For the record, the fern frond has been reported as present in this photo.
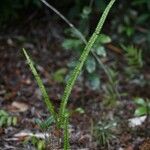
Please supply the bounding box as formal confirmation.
[23,49,57,122]
[58,0,116,126]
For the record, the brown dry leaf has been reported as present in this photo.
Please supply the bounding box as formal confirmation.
[14,130,49,140]
[11,101,29,112]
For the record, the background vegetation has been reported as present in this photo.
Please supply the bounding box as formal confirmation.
[0,0,149,149]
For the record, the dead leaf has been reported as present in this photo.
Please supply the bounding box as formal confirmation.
[11,101,29,112]
[128,116,146,127]
[14,130,49,140]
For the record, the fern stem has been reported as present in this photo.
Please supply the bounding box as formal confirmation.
[63,113,70,150]
[59,0,116,126]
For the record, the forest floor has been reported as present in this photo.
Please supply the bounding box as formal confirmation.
[0,17,150,150]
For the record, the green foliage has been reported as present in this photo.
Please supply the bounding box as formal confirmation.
[122,45,143,77]
[88,73,101,90]
[62,7,111,90]
[134,98,150,116]
[125,45,143,67]
[23,49,57,122]
[63,111,70,150]
[74,107,85,114]
[35,116,55,130]
[96,34,111,44]
[94,120,116,147]
[119,14,135,37]
[23,0,116,149]
[24,136,46,150]
[0,109,17,127]
[86,56,96,73]
[103,67,119,107]
[52,68,67,83]
[59,0,116,126]
[62,39,82,50]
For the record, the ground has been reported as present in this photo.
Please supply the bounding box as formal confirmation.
[0,17,149,150]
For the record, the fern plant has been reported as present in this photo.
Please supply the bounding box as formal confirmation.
[24,135,46,150]
[23,49,57,122]
[0,109,17,127]
[122,45,143,78]
[23,0,116,149]
[94,120,117,147]
[103,67,120,107]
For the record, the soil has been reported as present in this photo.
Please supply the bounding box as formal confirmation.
[0,17,149,150]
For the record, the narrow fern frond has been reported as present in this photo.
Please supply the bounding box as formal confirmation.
[58,0,116,126]
[22,48,57,122]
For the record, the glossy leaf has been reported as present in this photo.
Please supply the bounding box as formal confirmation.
[134,98,146,106]
[95,46,106,57]
[86,56,96,73]
[89,74,100,90]
[134,106,147,116]
[62,39,82,50]
[97,34,111,44]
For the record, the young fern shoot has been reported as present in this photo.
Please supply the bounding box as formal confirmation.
[58,0,116,126]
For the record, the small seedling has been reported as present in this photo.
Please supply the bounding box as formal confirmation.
[52,68,67,83]
[122,45,143,78]
[24,135,46,150]
[134,97,150,117]
[103,67,120,107]
[0,109,17,127]
[35,116,55,131]
[94,120,116,147]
